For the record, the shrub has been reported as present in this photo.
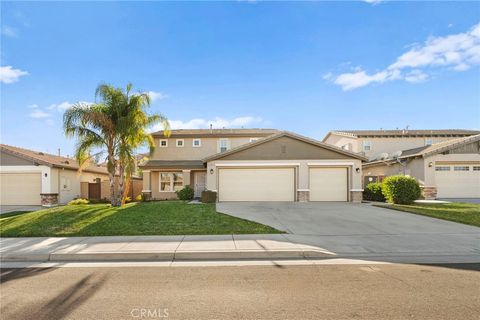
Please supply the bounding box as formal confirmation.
[124,196,132,203]
[201,190,217,203]
[68,198,89,205]
[363,182,386,202]
[135,194,143,202]
[381,175,421,204]
[176,185,194,201]
[89,198,109,204]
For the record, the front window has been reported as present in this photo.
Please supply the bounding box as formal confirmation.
[219,139,229,152]
[363,141,371,151]
[192,139,201,147]
[159,139,168,147]
[159,173,184,192]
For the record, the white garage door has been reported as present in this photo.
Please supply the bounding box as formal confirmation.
[218,168,295,202]
[309,167,348,201]
[0,173,42,205]
[435,164,480,198]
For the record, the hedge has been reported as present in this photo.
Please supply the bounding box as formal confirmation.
[363,182,386,202]
[381,175,421,204]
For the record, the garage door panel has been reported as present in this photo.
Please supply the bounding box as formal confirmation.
[0,173,42,205]
[435,166,480,198]
[219,168,295,202]
[309,167,348,202]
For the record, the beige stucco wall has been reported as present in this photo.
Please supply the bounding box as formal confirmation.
[148,170,197,200]
[206,159,363,201]
[53,168,109,204]
[323,135,359,153]
[151,137,257,160]
[357,137,454,160]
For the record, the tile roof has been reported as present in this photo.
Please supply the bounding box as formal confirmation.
[328,129,480,138]
[152,128,280,137]
[399,134,480,158]
[1,144,109,175]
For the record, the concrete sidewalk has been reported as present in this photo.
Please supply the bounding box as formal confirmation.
[0,235,335,262]
[2,234,480,264]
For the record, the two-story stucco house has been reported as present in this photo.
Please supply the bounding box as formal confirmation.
[140,129,367,202]
[323,130,480,199]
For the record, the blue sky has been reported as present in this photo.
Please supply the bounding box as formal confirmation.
[1,1,479,155]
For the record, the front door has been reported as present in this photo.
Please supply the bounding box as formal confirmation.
[194,171,207,198]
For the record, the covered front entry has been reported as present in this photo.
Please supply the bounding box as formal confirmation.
[309,167,348,201]
[435,163,480,198]
[218,168,295,202]
[0,172,42,205]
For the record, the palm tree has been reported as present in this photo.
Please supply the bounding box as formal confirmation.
[64,83,169,206]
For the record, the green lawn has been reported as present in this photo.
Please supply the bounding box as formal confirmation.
[0,201,282,237]
[375,202,480,227]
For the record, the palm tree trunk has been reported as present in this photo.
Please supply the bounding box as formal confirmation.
[117,162,125,206]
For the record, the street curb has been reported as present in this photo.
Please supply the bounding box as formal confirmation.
[1,249,334,262]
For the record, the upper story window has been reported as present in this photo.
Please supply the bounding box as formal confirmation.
[363,141,372,151]
[425,138,433,146]
[176,139,184,147]
[219,139,230,153]
[473,166,480,171]
[192,139,202,147]
[249,137,260,143]
[159,139,168,147]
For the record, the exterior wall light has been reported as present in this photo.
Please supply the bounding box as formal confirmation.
[355,168,361,173]
[210,168,214,175]
[44,173,48,177]
[428,162,433,167]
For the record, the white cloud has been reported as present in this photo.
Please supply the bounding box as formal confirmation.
[47,101,73,111]
[0,65,28,84]
[151,116,265,132]
[328,22,480,90]
[404,70,429,83]
[29,109,51,119]
[148,91,167,102]
[1,26,18,38]
[363,0,383,4]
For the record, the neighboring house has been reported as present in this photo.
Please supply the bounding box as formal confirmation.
[362,135,480,199]
[322,129,480,161]
[0,144,110,206]
[140,129,366,202]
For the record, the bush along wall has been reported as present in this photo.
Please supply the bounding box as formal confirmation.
[363,182,386,202]
[381,175,421,205]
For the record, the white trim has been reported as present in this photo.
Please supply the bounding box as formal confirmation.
[249,137,260,142]
[215,163,300,167]
[176,139,184,148]
[0,165,51,194]
[192,138,202,147]
[142,170,151,173]
[297,189,310,192]
[159,139,168,147]
[142,190,152,192]
[307,162,354,166]
[350,189,364,192]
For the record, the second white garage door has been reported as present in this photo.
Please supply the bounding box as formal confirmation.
[435,164,480,198]
[309,167,348,201]
[0,172,42,205]
[218,168,295,202]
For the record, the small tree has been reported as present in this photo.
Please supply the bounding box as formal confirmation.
[382,175,421,204]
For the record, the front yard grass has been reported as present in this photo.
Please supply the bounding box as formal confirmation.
[0,201,282,237]
[375,202,480,227]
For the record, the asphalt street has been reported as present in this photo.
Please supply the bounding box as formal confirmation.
[1,263,479,320]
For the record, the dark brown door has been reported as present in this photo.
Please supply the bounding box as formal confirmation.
[88,183,101,200]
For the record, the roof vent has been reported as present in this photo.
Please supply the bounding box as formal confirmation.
[38,152,44,155]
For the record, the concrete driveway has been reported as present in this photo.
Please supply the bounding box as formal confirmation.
[217,202,480,261]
